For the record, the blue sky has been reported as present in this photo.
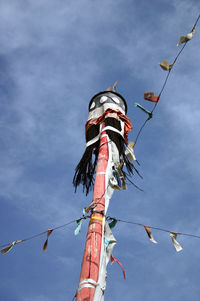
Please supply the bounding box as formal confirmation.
[1,0,200,300]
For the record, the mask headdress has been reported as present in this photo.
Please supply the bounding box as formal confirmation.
[73,88,135,195]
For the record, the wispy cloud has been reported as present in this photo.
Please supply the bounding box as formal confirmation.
[1,1,200,300]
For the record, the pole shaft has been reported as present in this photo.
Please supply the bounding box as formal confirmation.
[76,127,109,301]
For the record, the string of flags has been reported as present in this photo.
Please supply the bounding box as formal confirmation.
[134,13,200,145]
[106,217,189,253]
[1,214,200,256]
[0,218,81,255]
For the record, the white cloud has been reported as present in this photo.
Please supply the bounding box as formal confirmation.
[1,1,200,301]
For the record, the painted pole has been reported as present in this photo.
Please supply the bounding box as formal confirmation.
[76,124,108,301]
[73,89,132,301]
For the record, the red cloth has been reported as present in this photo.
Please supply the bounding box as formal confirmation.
[144,92,159,103]
[110,255,126,279]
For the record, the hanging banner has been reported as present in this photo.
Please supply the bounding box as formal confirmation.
[170,232,183,252]
[144,226,157,244]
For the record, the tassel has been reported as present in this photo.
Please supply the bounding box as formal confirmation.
[73,141,100,195]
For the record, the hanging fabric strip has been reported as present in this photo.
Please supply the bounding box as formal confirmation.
[170,232,183,252]
[43,229,53,252]
[110,255,126,279]
[144,226,158,244]
[93,221,116,300]
[125,141,136,163]
[1,240,22,255]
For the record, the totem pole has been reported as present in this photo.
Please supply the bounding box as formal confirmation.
[73,88,135,300]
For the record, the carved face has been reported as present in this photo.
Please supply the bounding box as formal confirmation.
[88,91,127,114]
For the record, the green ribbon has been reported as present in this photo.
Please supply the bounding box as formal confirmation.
[135,103,153,120]
[109,218,118,229]
[74,218,83,236]
[74,208,86,236]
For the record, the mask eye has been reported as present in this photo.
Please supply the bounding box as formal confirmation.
[112,97,120,104]
[90,101,95,109]
[100,96,108,103]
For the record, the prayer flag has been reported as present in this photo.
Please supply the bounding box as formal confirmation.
[144,92,160,103]
[159,60,174,71]
[1,240,22,255]
[144,226,157,244]
[177,28,195,46]
[170,232,183,252]
[43,229,53,252]
[109,218,118,229]
[74,219,83,236]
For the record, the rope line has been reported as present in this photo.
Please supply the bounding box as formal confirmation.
[2,214,200,251]
[134,14,200,146]
[0,216,90,249]
[107,217,200,239]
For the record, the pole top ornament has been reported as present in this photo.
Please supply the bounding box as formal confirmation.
[88,91,128,114]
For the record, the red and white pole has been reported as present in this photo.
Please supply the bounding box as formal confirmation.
[76,125,109,301]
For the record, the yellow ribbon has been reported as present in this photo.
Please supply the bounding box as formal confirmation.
[90,216,103,222]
